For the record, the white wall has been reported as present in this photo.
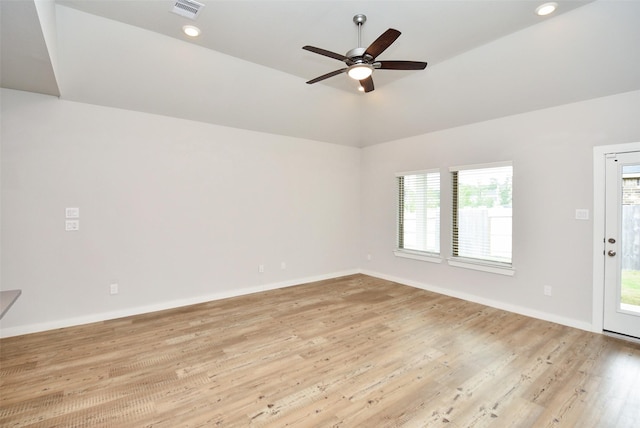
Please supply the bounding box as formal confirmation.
[3,88,640,337]
[0,88,361,336]
[360,89,640,330]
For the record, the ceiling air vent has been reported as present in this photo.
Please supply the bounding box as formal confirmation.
[171,0,205,20]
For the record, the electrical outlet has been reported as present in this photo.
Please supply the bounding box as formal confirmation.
[110,283,119,295]
[259,264,265,273]
[281,262,286,270]
[543,285,552,296]
[366,254,372,261]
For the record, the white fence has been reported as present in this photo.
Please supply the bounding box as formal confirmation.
[403,207,511,261]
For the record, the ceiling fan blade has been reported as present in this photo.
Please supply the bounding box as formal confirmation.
[364,28,401,60]
[377,60,428,70]
[303,46,351,63]
[360,76,374,93]
[306,68,348,84]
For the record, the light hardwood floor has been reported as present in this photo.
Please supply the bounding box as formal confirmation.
[1,274,639,427]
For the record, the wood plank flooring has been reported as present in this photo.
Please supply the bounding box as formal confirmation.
[1,274,640,427]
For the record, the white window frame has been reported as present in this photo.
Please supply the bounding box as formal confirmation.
[448,161,515,276]
[394,169,442,264]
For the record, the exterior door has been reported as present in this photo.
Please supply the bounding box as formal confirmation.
[603,151,640,339]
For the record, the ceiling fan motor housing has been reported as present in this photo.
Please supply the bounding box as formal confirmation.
[346,47,373,64]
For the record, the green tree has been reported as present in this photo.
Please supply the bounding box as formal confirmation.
[459,177,511,208]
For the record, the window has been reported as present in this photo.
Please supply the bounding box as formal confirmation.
[395,170,440,261]
[450,162,513,273]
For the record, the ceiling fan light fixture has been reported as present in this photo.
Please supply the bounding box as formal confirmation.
[347,64,373,80]
[535,2,558,16]
[182,25,201,37]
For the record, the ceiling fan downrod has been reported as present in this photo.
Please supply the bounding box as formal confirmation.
[347,14,369,61]
[353,14,366,48]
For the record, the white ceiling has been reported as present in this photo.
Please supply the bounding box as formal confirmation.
[2,0,640,147]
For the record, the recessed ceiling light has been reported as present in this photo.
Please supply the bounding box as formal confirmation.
[182,25,201,37]
[536,2,558,16]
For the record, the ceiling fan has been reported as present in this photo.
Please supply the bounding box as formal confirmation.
[303,14,428,93]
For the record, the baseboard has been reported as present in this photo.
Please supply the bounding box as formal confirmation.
[0,269,359,338]
[360,269,594,332]
[2,268,594,338]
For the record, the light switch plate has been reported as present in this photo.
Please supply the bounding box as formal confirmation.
[65,220,80,231]
[575,209,589,220]
[65,207,80,218]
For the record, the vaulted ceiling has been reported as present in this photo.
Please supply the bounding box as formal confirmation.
[2,0,639,147]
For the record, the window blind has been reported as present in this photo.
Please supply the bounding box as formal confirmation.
[451,164,512,265]
[397,171,440,254]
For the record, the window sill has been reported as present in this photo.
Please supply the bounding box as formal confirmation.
[394,250,442,264]
[447,258,515,276]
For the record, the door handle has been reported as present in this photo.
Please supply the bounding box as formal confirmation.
[608,250,616,257]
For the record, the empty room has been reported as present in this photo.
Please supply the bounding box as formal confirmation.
[1,0,640,426]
